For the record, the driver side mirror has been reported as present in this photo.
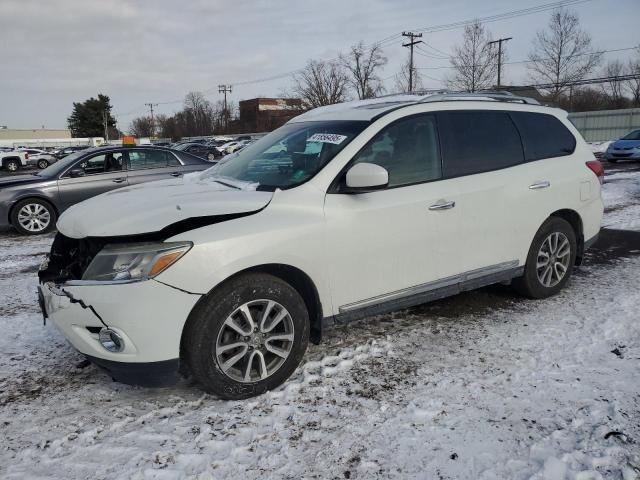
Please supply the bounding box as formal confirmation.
[344,162,389,192]
[69,168,86,178]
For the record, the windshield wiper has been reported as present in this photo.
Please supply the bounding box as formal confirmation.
[212,179,241,190]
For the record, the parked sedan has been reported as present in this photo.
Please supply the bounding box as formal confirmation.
[173,142,222,161]
[605,129,640,162]
[0,146,212,235]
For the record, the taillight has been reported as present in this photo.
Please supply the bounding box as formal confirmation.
[586,160,604,184]
[24,153,29,160]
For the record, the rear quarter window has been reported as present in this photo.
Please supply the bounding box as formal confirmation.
[509,112,576,161]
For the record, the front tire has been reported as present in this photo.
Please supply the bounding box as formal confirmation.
[11,198,57,235]
[514,217,577,299]
[183,273,309,399]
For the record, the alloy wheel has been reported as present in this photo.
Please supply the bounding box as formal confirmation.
[536,232,571,288]
[215,299,295,383]
[17,203,51,233]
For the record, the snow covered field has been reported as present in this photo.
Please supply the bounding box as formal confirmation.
[1,164,639,480]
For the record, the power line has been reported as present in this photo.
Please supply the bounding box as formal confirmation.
[415,46,638,71]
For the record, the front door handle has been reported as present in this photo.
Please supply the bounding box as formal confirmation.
[170,172,182,177]
[529,181,550,190]
[112,177,126,184]
[429,200,455,211]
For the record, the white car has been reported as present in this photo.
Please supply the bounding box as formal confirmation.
[216,141,242,154]
[20,148,57,169]
[38,92,604,399]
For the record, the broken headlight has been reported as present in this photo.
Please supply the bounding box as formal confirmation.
[81,242,192,283]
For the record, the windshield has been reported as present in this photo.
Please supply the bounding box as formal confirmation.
[621,130,640,140]
[37,149,97,177]
[173,143,191,151]
[199,121,367,191]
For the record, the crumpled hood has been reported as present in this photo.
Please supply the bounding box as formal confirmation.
[57,176,273,239]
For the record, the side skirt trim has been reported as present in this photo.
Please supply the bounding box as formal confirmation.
[328,263,523,325]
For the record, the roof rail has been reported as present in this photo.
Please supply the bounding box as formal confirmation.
[414,90,540,105]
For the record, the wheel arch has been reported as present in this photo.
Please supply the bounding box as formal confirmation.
[550,209,584,265]
[2,156,22,167]
[8,196,59,226]
[178,263,324,376]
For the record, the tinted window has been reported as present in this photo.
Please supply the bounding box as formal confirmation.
[128,150,170,170]
[75,151,124,175]
[352,114,441,187]
[438,111,524,177]
[510,112,576,161]
[621,129,640,140]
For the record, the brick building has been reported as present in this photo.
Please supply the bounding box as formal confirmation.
[238,98,305,132]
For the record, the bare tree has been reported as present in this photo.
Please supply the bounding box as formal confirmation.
[292,60,349,108]
[447,21,497,92]
[129,116,154,137]
[625,47,640,106]
[183,91,216,136]
[528,8,601,99]
[601,60,627,105]
[394,59,424,93]
[340,42,387,99]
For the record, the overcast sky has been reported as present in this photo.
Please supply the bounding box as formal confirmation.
[1,0,638,131]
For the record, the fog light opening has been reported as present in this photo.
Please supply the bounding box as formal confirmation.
[98,328,125,353]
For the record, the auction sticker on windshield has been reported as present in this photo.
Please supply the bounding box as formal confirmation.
[307,133,348,145]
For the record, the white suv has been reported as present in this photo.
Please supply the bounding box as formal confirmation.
[38,92,604,399]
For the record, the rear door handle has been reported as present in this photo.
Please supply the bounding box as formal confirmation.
[429,200,455,211]
[529,181,550,190]
[170,172,182,177]
[112,177,126,184]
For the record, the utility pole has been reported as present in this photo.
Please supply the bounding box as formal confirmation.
[103,110,109,142]
[218,84,232,131]
[402,32,423,93]
[488,37,512,88]
[145,102,158,138]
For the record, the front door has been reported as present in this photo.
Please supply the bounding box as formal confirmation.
[57,150,128,211]
[324,113,446,312]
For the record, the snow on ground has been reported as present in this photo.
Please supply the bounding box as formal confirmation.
[1,164,639,479]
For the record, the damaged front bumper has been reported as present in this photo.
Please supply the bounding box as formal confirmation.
[39,276,201,387]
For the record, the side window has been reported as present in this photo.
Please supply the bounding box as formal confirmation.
[351,114,442,188]
[167,152,181,166]
[438,111,524,178]
[510,112,576,161]
[128,150,169,170]
[76,151,125,175]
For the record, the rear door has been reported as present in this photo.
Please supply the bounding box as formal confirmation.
[126,149,183,185]
[432,109,526,278]
[507,111,581,261]
[57,150,128,210]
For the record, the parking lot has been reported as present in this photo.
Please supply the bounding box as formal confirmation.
[1,162,639,479]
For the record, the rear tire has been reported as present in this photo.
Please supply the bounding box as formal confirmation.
[513,217,577,299]
[4,159,20,172]
[183,273,309,399]
[11,198,57,235]
[37,159,49,169]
